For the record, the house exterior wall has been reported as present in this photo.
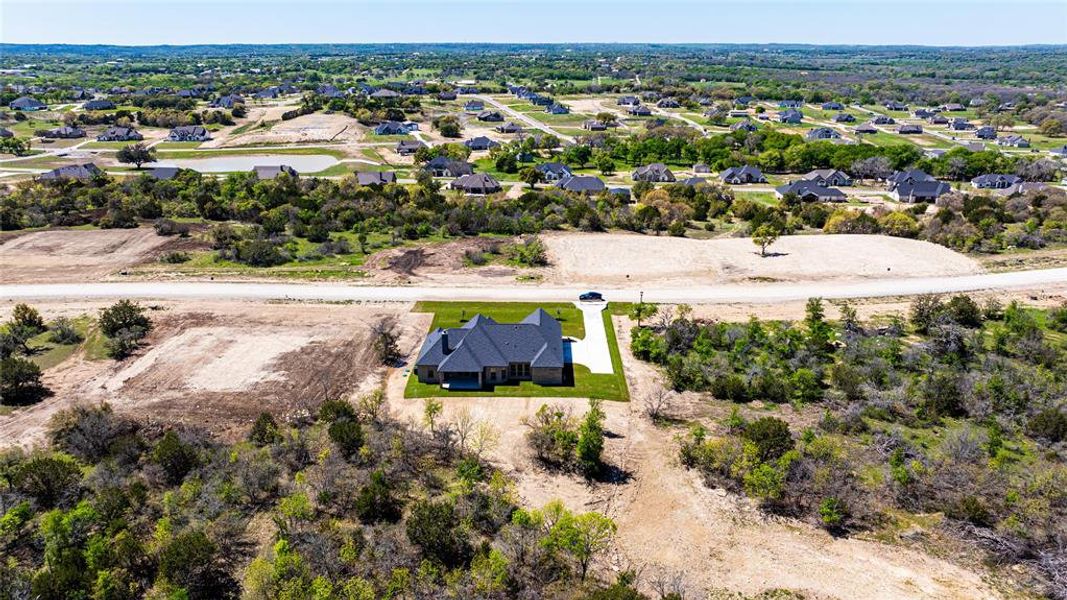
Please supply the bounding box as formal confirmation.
[532,367,564,386]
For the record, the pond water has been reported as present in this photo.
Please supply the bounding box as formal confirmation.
[155,154,338,173]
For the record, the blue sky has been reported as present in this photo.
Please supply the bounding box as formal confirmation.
[2,0,1066,46]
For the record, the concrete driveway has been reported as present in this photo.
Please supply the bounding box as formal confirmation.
[565,301,613,374]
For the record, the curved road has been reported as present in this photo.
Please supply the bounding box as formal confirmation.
[3,268,1066,304]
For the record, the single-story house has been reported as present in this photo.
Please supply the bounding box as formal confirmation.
[883,101,909,111]
[42,126,86,139]
[628,105,652,117]
[374,121,413,135]
[617,96,640,106]
[414,309,564,389]
[821,101,845,111]
[145,166,181,180]
[950,118,974,131]
[0,128,13,138]
[396,140,426,155]
[476,110,504,122]
[425,157,474,177]
[83,99,116,111]
[657,98,681,108]
[438,91,458,101]
[942,103,966,112]
[728,110,750,118]
[556,175,606,194]
[356,171,397,186]
[545,103,570,115]
[583,120,608,131]
[928,114,949,125]
[97,126,143,142]
[464,100,485,112]
[997,135,1030,148]
[253,165,298,180]
[802,169,853,187]
[855,122,878,134]
[720,165,766,184]
[891,180,952,203]
[898,124,923,134]
[10,97,46,111]
[913,108,937,119]
[832,113,856,123]
[632,162,676,182]
[39,163,102,180]
[370,89,402,99]
[731,120,759,132]
[775,180,847,202]
[536,162,573,181]
[871,115,895,125]
[975,126,997,140]
[735,96,754,106]
[168,125,211,142]
[778,109,803,124]
[450,173,502,195]
[693,163,711,174]
[496,122,524,134]
[779,100,804,108]
[210,94,244,109]
[971,174,1022,189]
[464,136,499,151]
[805,127,841,141]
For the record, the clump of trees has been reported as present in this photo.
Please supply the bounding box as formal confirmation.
[99,299,152,358]
[524,400,607,477]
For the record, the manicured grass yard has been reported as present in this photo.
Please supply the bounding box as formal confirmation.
[404,301,630,401]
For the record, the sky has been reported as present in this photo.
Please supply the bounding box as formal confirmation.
[2,0,1066,46]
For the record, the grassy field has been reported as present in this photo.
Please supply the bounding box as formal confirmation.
[404,301,630,401]
[24,316,109,370]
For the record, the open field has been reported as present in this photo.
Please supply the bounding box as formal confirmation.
[541,232,983,286]
[0,227,197,283]
[0,300,422,447]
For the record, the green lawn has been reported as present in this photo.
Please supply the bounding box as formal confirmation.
[404,301,630,401]
[24,316,108,370]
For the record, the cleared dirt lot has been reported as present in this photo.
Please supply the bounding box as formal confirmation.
[542,232,982,286]
[0,227,193,283]
[0,300,421,447]
[211,111,365,147]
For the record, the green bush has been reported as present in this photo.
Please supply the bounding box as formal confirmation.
[742,417,794,462]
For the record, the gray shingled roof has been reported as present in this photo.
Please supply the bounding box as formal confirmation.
[415,309,564,373]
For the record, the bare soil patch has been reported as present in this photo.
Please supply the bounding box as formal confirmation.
[0,227,193,283]
[0,300,420,447]
[213,111,364,147]
[542,232,982,286]
[365,238,521,284]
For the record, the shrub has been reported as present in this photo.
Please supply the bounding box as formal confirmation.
[48,317,83,345]
[1027,408,1067,443]
[818,496,848,528]
[151,430,198,484]
[248,412,281,446]
[741,417,794,462]
[105,327,146,359]
[98,300,151,339]
[11,303,45,333]
[13,453,81,508]
[328,419,365,459]
[406,499,472,568]
[159,251,191,264]
[0,356,50,405]
[354,469,402,524]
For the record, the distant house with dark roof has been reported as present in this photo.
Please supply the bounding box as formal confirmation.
[0,128,13,138]
[887,170,949,202]
[628,105,652,117]
[928,114,949,125]
[731,119,759,132]
[82,99,116,111]
[883,101,909,111]
[10,97,46,111]
[735,96,754,106]
[775,180,847,202]
[395,140,426,156]
[632,163,676,182]
[97,126,143,142]
[425,157,473,177]
[450,173,501,194]
[821,101,845,111]
[476,110,503,122]
[832,113,855,123]
[370,89,401,99]
[464,136,499,151]
[898,124,923,134]
[805,127,841,141]
[437,91,458,101]
[42,126,86,139]
[583,120,608,131]
[536,162,573,182]
[39,163,102,180]
[779,100,804,108]
[210,94,244,109]
[720,165,766,184]
[374,121,416,135]
[971,174,1022,189]
[853,122,878,135]
[693,163,711,174]
[997,135,1030,148]
[802,169,853,187]
[913,108,937,119]
[871,115,895,125]
[464,100,485,112]
[657,98,681,108]
[778,109,803,124]
[545,103,570,114]
[414,309,564,389]
[145,166,181,180]
[949,118,973,131]
[168,125,211,142]
[356,171,397,186]
[942,103,966,112]
[617,96,640,106]
[556,175,606,194]
[253,165,298,180]
[975,126,997,140]
[496,122,523,134]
